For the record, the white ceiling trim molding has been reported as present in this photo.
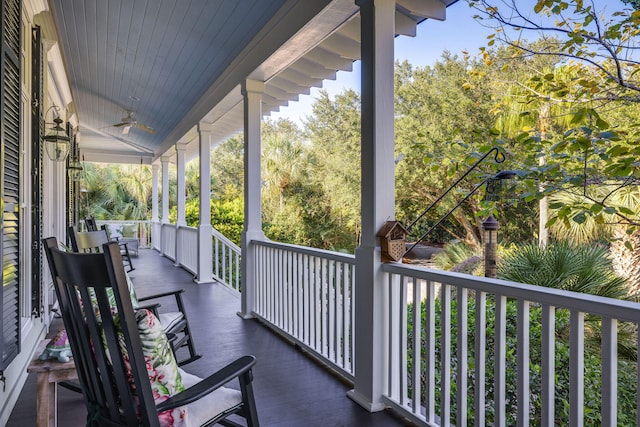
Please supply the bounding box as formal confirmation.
[26,0,48,17]
[81,149,155,165]
[46,71,64,111]
[46,42,72,108]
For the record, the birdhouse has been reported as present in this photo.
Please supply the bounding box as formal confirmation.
[377,221,409,262]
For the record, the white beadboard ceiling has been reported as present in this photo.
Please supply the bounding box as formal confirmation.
[43,0,457,164]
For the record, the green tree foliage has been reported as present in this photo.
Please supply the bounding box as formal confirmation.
[469,0,640,233]
[395,56,495,248]
[304,90,362,250]
[623,0,640,9]
[394,55,538,248]
[169,198,244,245]
[262,119,309,212]
[210,134,244,201]
[82,162,152,220]
[498,240,630,299]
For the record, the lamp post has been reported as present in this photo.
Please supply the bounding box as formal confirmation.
[482,215,499,278]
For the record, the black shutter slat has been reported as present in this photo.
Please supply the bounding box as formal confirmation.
[1,0,22,371]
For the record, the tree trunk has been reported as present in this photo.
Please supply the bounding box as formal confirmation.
[538,103,550,247]
[610,226,640,296]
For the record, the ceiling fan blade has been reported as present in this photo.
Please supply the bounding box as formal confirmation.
[121,125,132,136]
[134,122,156,134]
[113,122,130,127]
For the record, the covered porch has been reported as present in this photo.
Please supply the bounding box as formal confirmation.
[0,0,639,426]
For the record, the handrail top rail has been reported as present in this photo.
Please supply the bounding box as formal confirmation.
[254,239,355,264]
[383,262,640,322]
[160,223,198,231]
[211,228,241,252]
[95,219,150,224]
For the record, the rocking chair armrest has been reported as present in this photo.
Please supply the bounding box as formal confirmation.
[156,355,256,412]
[136,302,161,314]
[137,289,185,302]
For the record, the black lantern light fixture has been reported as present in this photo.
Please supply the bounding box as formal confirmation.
[67,157,83,180]
[43,105,70,162]
[67,133,84,181]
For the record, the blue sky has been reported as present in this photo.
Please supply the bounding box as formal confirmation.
[271,0,628,124]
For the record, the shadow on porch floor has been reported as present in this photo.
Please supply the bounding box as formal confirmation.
[8,248,410,427]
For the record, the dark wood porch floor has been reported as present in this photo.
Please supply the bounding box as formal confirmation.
[8,248,409,427]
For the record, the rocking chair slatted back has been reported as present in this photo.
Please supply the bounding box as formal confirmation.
[42,237,159,426]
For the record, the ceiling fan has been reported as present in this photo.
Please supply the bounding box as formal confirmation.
[113,110,156,135]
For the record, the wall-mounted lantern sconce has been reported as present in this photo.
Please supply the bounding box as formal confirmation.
[67,158,84,180]
[43,106,70,161]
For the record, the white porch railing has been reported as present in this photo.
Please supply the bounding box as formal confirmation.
[95,220,151,247]
[152,221,162,251]
[161,224,176,260]
[176,226,198,274]
[212,228,241,292]
[152,225,640,425]
[381,262,640,427]
[253,240,355,379]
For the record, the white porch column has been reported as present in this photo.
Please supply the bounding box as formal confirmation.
[175,143,187,267]
[161,156,171,256]
[347,0,396,412]
[195,122,214,284]
[151,163,159,249]
[161,156,170,224]
[239,79,265,319]
[175,143,187,227]
[152,164,159,222]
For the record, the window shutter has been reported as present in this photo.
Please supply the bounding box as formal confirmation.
[0,0,22,372]
[31,25,42,317]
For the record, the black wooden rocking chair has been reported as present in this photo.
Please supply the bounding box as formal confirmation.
[71,225,135,272]
[67,225,201,366]
[42,237,259,427]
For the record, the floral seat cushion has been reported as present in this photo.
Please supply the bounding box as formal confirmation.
[134,309,187,426]
[129,309,242,427]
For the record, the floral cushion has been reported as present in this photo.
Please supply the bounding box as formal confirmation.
[134,309,186,426]
[125,271,140,308]
[103,309,186,426]
[86,270,139,321]
[128,310,242,426]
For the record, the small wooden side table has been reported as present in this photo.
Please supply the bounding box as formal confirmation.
[27,338,78,427]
